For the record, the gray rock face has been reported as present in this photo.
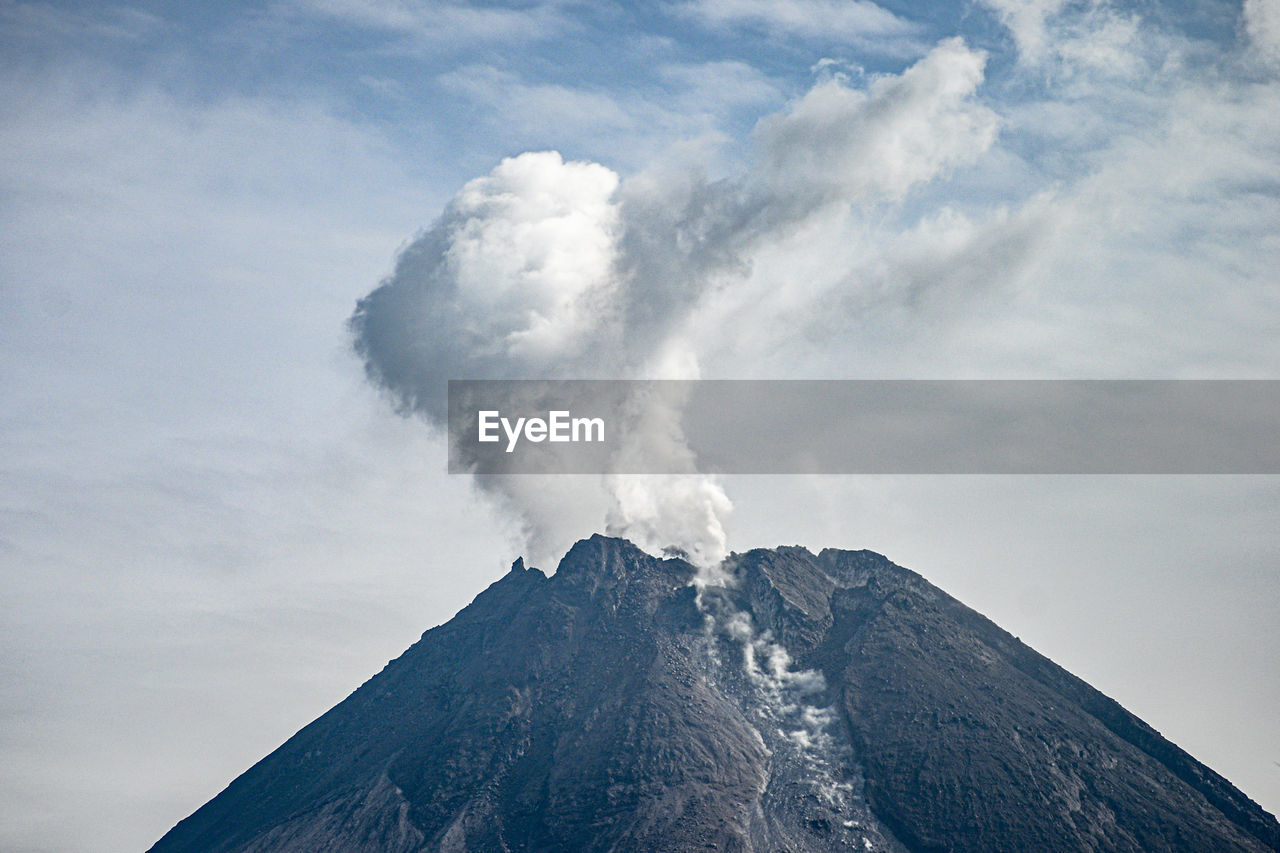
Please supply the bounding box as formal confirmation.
[150,536,1279,852]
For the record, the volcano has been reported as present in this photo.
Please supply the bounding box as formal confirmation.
[150,536,1279,852]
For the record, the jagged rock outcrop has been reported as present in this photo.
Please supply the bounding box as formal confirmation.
[150,536,1279,852]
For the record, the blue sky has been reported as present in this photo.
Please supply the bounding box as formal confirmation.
[2,1,1279,851]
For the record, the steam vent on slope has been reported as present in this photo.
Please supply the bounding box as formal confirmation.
[151,536,1280,853]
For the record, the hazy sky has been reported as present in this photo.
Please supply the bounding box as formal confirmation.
[2,1,1278,851]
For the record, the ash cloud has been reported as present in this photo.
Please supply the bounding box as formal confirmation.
[349,39,996,567]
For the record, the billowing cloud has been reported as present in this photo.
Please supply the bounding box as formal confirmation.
[350,39,996,566]
[351,150,624,419]
[350,4,1280,567]
[754,37,997,204]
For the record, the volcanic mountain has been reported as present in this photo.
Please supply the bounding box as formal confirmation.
[150,536,1279,852]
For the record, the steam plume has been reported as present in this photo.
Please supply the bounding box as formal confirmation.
[349,40,995,566]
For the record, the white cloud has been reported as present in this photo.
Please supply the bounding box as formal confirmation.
[0,68,465,853]
[287,0,568,45]
[446,151,622,362]
[676,0,918,46]
[980,0,1068,63]
[351,39,1003,566]
[658,60,782,114]
[1245,0,1280,65]
[357,38,1001,416]
[980,0,1143,77]
[439,65,639,137]
[437,62,780,171]
[347,149,737,565]
[687,43,1280,380]
[754,38,998,204]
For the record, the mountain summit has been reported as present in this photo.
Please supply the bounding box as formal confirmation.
[151,536,1279,852]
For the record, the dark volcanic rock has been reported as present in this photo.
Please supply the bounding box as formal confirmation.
[150,536,1279,853]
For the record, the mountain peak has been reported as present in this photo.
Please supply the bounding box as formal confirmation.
[151,537,1280,853]
[549,534,697,606]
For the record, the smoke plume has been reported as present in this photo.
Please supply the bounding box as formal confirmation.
[349,39,996,567]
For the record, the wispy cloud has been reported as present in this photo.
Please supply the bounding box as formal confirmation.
[437,60,780,169]
[978,0,1155,79]
[440,65,639,134]
[286,0,570,46]
[0,1,165,44]
[0,61,464,852]
[658,60,782,113]
[674,0,921,52]
[1245,0,1280,65]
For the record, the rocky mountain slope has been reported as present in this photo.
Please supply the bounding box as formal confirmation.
[150,535,1280,852]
